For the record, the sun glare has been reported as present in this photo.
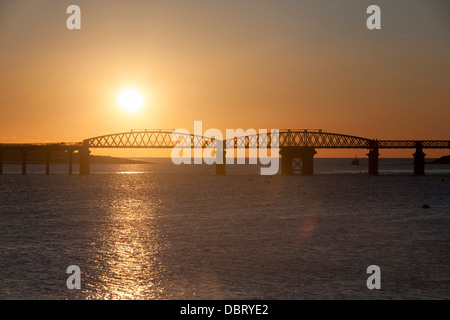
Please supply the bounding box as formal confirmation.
[117,88,144,113]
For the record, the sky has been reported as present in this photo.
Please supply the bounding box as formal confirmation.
[1,0,449,158]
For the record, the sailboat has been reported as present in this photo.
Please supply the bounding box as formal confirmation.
[351,155,359,165]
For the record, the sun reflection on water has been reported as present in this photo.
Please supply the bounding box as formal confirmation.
[84,177,167,300]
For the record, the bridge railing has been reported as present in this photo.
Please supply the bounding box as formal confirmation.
[378,140,450,149]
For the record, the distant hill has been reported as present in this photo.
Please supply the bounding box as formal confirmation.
[429,155,450,164]
[0,150,151,165]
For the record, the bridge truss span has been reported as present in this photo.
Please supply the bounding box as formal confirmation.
[85,129,374,149]
[377,140,450,149]
[85,130,216,149]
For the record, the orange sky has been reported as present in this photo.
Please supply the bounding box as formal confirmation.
[1,0,449,158]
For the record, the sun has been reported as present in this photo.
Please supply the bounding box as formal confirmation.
[117,88,144,113]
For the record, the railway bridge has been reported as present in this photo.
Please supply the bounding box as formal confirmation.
[1,129,449,175]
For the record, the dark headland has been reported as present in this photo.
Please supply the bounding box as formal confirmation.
[428,155,450,164]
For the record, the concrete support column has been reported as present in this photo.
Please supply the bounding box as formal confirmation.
[413,142,425,175]
[367,140,379,176]
[368,148,379,176]
[301,147,316,175]
[280,150,293,175]
[280,147,317,175]
[215,140,226,175]
[79,140,90,175]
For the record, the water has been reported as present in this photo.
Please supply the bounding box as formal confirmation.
[0,158,449,299]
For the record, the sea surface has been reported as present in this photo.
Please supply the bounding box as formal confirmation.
[0,158,449,300]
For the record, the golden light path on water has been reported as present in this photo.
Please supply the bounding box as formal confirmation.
[84,177,166,300]
[81,171,322,300]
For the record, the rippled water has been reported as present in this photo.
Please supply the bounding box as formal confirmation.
[0,159,449,299]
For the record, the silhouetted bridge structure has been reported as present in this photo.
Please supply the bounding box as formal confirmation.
[1,129,449,175]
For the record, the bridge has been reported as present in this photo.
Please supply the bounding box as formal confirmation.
[0,129,449,175]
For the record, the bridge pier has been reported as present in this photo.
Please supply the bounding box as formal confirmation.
[280,147,316,175]
[215,141,226,175]
[79,141,90,175]
[367,140,379,176]
[413,142,425,175]
[368,149,379,175]
[22,150,27,175]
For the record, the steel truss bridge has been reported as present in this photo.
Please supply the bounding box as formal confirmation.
[1,129,449,175]
[85,129,450,150]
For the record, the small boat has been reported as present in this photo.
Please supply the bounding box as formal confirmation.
[351,155,359,165]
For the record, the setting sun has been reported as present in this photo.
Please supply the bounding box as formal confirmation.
[117,88,144,113]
